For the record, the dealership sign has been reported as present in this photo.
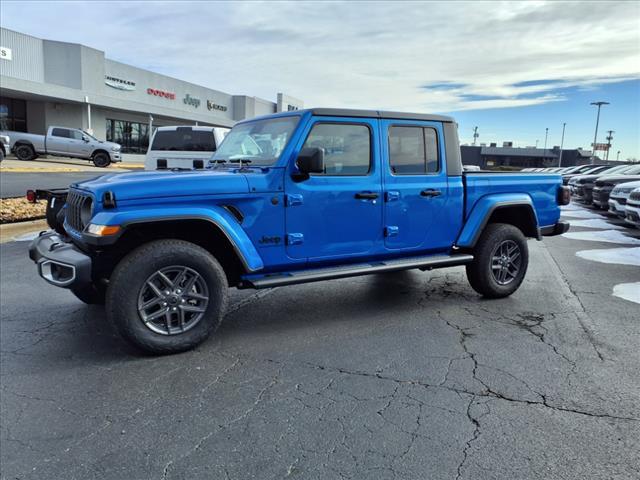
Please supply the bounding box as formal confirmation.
[147,88,176,100]
[105,75,135,91]
[207,100,228,112]
[0,47,12,61]
[183,94,201,108]
[592,143,610,151]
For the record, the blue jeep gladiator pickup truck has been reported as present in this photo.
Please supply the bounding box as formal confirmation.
[29,108,570,354]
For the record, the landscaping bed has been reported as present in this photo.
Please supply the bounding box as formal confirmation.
[0,197,46,224]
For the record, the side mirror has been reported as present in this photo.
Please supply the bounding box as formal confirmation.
[82,135,90,142]
[296,147,324,175]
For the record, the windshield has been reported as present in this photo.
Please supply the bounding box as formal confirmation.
[212,116,300,166]
[82,130,98,141]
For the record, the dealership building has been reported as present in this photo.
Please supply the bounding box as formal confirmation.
[0,27,303,155]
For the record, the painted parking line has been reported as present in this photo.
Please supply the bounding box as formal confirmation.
[562,229,640,245]
[576,247,640,266]
[567,218,624,230]
[612,282,640,305]
[561,209,604,219]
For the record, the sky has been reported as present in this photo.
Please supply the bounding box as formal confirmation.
[1,0,639,158]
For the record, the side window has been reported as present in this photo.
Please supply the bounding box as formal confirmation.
[389,126,440,175]
[51,128,69,138]
[302,123,371,175]
[69,130,84,140]
[388,126,424,174]
[424,128,439,173]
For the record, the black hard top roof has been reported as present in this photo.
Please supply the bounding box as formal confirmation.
[308,108,455,123]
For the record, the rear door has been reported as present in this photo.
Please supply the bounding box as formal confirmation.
[284,116,383,260]
[47,128,70,154]
[381,120,452,251]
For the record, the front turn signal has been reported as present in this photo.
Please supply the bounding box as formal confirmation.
[86,224,121,236]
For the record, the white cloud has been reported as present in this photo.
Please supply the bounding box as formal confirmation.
[1,0,639,112]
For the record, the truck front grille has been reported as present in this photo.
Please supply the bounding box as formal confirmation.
[65,189,90,232]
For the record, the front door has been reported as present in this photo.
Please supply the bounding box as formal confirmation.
[381,120,450,251]
[66,129,92,158]
[284,117,383,261]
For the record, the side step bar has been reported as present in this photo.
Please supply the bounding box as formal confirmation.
[241,253,474,289]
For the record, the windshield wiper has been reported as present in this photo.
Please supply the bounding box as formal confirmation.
[229,159,253,165]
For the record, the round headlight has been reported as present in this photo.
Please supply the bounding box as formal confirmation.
[80,197,93,226]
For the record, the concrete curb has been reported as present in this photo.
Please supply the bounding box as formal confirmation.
[0,219,48,244]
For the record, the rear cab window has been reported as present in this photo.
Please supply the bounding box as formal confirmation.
[151,129,216,152]
[388,126,440,175]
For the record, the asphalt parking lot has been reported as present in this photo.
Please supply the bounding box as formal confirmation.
[1,204,639,479]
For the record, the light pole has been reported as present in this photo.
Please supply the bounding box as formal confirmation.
[617,150,620,161]
[605,130,614,162]
[590,101,609,164]
[558,122,566,167]
[543,127,549,165]
[472,126,479,146]
[535,139,539,148]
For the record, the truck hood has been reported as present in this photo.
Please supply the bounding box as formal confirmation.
[73,170,250,202]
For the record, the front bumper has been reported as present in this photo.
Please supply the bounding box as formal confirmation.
[608,198,627,217]
[110,152,122,162]
[29,232,92,289]
[540,221,570,237]
[625,202,640,227]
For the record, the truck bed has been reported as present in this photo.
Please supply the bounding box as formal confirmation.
[463,172,562,228]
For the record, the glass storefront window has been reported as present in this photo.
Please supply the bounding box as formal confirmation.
[0,98,27,132]
[106,119,150,153]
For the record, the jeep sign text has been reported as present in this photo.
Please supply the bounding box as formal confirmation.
[183,94,201,108]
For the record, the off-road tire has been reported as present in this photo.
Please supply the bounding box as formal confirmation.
[15,144,35,161]
[106,240,228,354]
[466,223,529,298]
[92,152,111,168]
[72,284,106,305]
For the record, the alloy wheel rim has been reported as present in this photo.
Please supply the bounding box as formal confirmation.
[137,266,209,335]
[490,240,521,286]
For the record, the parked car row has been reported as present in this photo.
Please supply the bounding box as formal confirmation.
[566,163,640,228]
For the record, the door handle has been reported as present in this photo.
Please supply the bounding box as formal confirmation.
[355,192,379,200]
[420,189,442,198]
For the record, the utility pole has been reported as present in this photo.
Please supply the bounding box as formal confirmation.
[558,122,566,167]
[590,101,609,164]
[605,130,614,162]
[543,127,549,165]
[472,126,479,146]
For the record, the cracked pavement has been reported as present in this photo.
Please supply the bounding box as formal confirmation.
[1,225,639,479]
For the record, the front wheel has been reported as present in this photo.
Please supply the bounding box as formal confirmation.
[92,152,111,168]
[466,223,529,298]
[106,240,228,354]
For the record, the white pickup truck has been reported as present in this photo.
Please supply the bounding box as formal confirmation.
[145,126,228,170]
[0,126,122,167]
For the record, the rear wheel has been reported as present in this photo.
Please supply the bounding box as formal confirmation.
[466,223,528,298]
[106,240,228,354]
[15,144,35,161]
[92,152,111,168]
